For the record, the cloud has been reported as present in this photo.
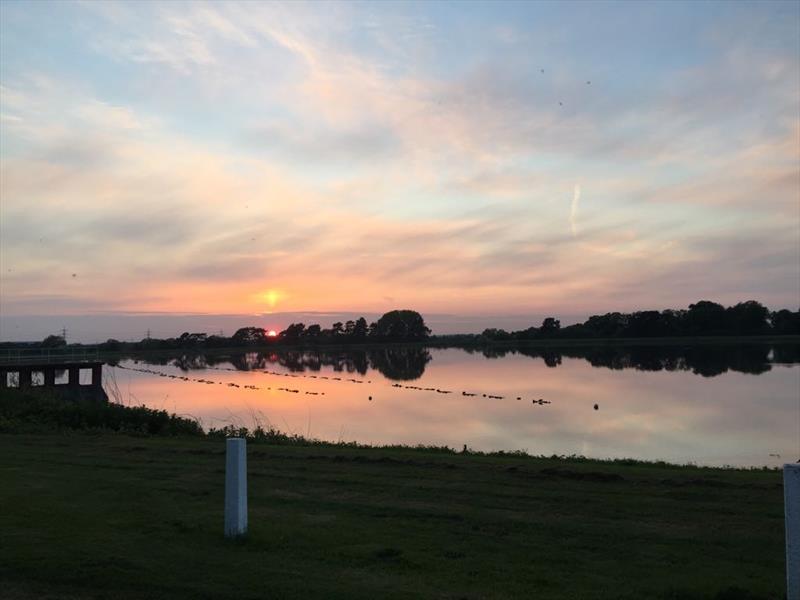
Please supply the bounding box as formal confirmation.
[243,121,400,164]
[569,183,581,236]
[1,2,798,320]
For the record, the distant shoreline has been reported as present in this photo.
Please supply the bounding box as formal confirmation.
[1,333,798,360]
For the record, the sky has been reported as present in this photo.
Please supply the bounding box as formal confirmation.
[1,1,798,341]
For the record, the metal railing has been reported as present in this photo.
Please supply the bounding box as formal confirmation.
[0,348,101,365]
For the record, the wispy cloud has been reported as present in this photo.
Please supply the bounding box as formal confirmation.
[569,183,581,236]
[0,1,798,322]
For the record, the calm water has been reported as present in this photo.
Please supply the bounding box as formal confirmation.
[106,343,800,467]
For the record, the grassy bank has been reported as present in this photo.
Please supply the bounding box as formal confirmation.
[0,389,787,599]
[0,388,204,436]
[1,429,786,600]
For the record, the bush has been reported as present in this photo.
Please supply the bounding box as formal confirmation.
[0,389,203,436]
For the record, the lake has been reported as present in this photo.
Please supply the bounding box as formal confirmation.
[106,342,800,467]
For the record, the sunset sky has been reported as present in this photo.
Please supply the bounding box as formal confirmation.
[1,1,798,340]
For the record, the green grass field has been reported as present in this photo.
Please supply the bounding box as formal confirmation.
[0,433,786,600]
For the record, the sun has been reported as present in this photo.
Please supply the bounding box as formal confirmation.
[267,330,278,337]
[253,289,282,310]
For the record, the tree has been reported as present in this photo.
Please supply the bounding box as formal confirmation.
[42,334,67,348]
[344,320,356,336]
[514,326,539,340]
[102,338,122,351]
[539,317,561,337]
[231,327,267,346]
[331,322,344,337]
[583,312,629,337]
[373,310,431,341]
[304,324,322,339]
[725,301,769,335]
[684,301,727,335]
[178,332,207,347]
[279,323,306,341]
[627,311,665,337]
[771,309,800,335]
[205,335,228,348]
[481,328,512,341]
[352,317,369,340]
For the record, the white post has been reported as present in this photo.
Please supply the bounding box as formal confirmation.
[786,464,800,600]
[225,438,248,538]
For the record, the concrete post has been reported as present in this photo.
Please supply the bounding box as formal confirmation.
[68,366,80,387]
[19,368,32,388]
[0,369,7,389]
[91,365,102,388]
[225,438,248,538]
[44,368,56,387]
[786,464,800,600]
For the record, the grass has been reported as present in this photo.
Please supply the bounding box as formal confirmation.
[0,431,786,600]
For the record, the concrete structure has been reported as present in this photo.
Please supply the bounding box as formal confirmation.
[0,357,107,402]
[225,438,248,538]
[786,464,800,600]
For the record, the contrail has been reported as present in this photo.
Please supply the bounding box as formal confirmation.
[570,183,581,236]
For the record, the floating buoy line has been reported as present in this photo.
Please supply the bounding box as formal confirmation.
[112,364,549,405]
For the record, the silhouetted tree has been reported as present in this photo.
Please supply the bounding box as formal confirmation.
[232,327,267,346]
[724,301,769,335]
[684,301,727,335]
[514,326,539,340]
[771,309,800,335]
[352,317,369,340]
[204,334,229,348]
[372,310,431,341]
[583,312,629,337]
[41,335,67,348]
[481,328,512,341]
[279,323,306,341]
[304,324,322,339]
[178,332,208,347]
[628,311,666,337]
[539,317,561,337]
[100,339,122,351]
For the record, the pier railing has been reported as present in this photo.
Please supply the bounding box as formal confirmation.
[0,348,101,366]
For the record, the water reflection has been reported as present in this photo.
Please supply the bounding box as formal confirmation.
[472,343,799,377]
[118,342,798,380]
[108,343,800,467]
[129,347,432,380]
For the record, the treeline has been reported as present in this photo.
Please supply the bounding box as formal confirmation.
[0,309,432,352]
[3,302,798,354]
[478,301,799,342]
